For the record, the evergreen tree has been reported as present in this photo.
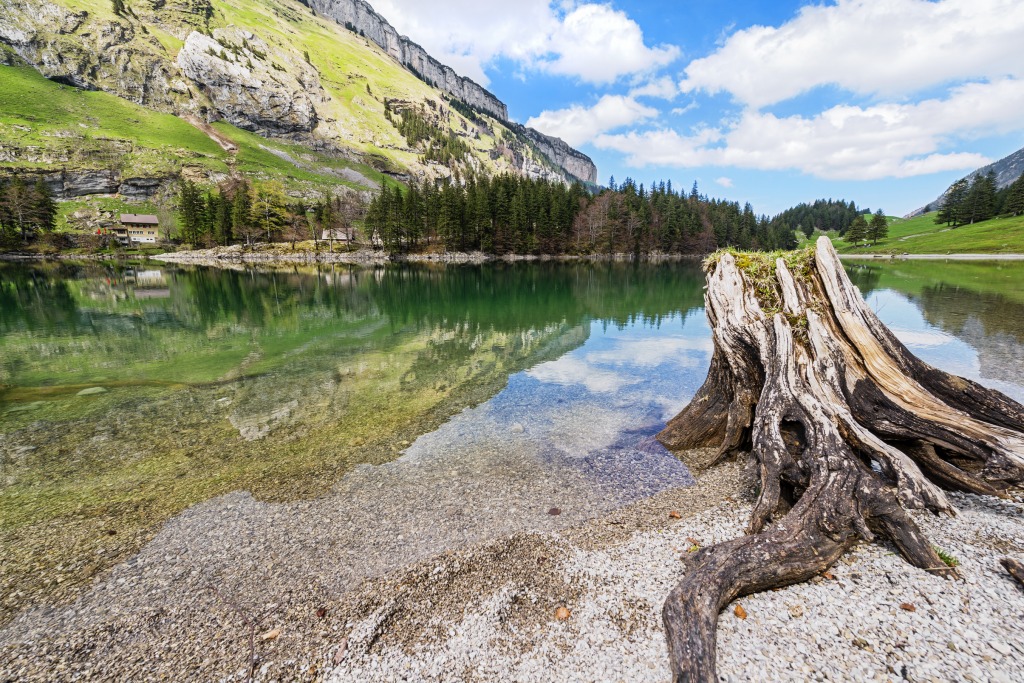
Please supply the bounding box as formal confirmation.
[868,209,889,245]
[1005,174,1024,217]
[962,170,997,225]
[176,180,205,245]
[32,178,57,234]
[213,190,233,245]
[232,179,256,246]
[936,178,969,227]
[846,215,868,246]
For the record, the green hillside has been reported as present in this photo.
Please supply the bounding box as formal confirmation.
[835,212,1024,255]
[0,0,587,201]
[0,61,394,191]
[846,258,1024,305]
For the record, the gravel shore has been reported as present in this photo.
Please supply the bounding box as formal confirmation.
[1,452,1022,682]
[325,473,1024,683]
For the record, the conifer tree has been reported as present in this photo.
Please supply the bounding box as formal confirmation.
[232,179,256,246]
[868,209,889,245]
[936,178,969,227]
[32,178,56,234]
[1006,174,1024,217]
[214,190,233,245]
[846,214,868,246]
[176,180,205,245]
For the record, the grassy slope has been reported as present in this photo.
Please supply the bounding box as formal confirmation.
[211,0,548,179]
[2,0,548,200]
[0,63,227,175]
[0,62,391,191]
[835,211,1024,254]
[847,258,1024,306]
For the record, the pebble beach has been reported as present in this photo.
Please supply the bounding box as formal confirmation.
[1,455,1022,682]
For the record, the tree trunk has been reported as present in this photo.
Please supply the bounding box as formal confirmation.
[657,237,1024,682]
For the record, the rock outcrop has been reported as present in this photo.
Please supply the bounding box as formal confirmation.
[9,169,171,200]
[308,0,508,121]
[515,125,599,185]
[907,145,1024,217]
[177,28,328,135]
[0,0,195,113]
[1,0,597,193]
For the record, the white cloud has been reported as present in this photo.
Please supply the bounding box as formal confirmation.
[680,0,1024,108]
[585,336,713,368]
[888,328,957,349]
[527,356,637,393]
[629,76,680,100]
[538,5,680,83]
[368,1,678,86]
[715,177,733,188]
[595,78,1024,180]
[526,95,658,146]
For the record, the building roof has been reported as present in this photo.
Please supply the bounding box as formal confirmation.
[120,214,160,225]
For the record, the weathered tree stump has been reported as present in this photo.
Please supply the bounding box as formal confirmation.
[657,237,1024,682]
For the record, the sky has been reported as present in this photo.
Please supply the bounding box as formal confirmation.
[369,0,1024,217]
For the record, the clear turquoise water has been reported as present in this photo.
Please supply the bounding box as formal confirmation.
[3,257,1024,618]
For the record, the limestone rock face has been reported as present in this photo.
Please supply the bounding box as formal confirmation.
[131,0,214,40]
[0,0,191,112]
[177,29,329,135]
[308,0,509,121]
[0,0,598,191]
[517,126,599,185]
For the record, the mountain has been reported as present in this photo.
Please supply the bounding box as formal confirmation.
[0,0,597,201]
[906,145,1024,217]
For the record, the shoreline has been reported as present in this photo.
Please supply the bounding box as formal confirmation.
[7,247,1024,266]
[151,246,700,266]
[839,252,1024,260]
[0,247,699,265]
[1,456,1022,681]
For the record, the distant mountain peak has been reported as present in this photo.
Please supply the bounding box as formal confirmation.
[907,146,1024,218]
[307,0,509,121]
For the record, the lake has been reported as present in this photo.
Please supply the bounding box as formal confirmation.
[2,257,1024,622]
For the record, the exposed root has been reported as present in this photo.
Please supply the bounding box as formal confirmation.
[657,237,1024,682]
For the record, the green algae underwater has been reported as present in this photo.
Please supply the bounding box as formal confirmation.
[0,259,705,622]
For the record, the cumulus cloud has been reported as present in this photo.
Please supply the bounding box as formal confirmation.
[526,95,658,146]
[369,0,678,86]
[527,356,637,393]
[715,177,733,188]
[629,76,680,100]
[680,0,1024,108]
[595,78,1024,180]
[537,4,680,83]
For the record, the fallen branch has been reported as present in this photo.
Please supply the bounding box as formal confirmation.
[1001,558,1024,589]
[657,237,1024,682]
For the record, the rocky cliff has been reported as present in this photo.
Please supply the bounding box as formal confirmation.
[907,145,1024,217]
[513,125,600,185]
[0,0,596,194]
[176,28,329,135]
[0,0,195,113]
[307,0,508,121]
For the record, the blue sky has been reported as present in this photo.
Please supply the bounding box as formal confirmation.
[372,0,1024,216]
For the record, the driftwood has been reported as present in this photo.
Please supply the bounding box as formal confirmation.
[1002,558,1024,589]
[657,237,1024,682]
